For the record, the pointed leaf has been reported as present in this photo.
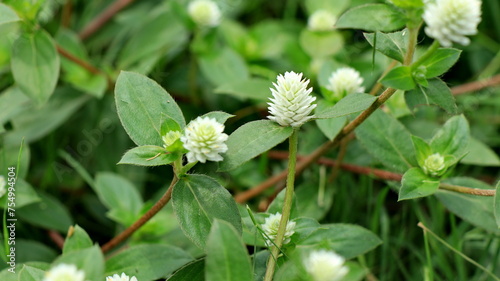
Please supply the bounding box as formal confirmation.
[119,145,178,166]
[315,93,377,119]
[11,30,60,105]
[18,265,45,281]
[461,137,500,167]
[411,135,431,168]
[219,120,293,171]
[364,30,408,62]
[336,4,406,32]
[200,111,234,124]
[63,225,93,254]
[399,167,440,200]
[115,71,185,146]
[405,79,458,114]
[380,66,416,91]
[430,115,469,158]
[166,259,205,281]
[419,48,461,78]
[205,220,253,281]
[172,174,242,249]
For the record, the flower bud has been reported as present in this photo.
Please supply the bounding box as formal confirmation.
[326,67,365,102]
[188,0,222,27]
[180,117,228,163]
[261,212,296,247]
[422,153,447,177]
[162,130,182,148]
[423,0,481,47]
[303,250,349,281]
[308,10,336,32]
[106,272,138,281]
[268,71,316,127]
[43,264,85,281]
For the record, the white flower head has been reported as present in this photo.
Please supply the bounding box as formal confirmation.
[326,67,364,101]
[43,264,85,281]
[261,212,296,247]
[423,0,482,47]
[188,0,222,27]
[422,153,447,177]
[180,117,228,163]
[308,10,336,31]
[106,272,138,281]
[0,176,6,198]
[268,71,316,127]
[303,250,349,281]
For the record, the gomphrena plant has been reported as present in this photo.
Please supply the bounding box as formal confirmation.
[0,0,499,280]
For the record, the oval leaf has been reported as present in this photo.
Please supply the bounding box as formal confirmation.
[63,225,93,254]
[115,71,185,146]
[364,30,408,63]
[380,66,416,91]
[219,120,293,171]
[430,114,469,158]
[405,78,458,114]
[11,30,60,105]
[205,220,253,281]
[399,167,440,201]
[420,48,461,78]
[172,174,242,249]
[119,145,178,166]
[314,93,377,119]
[336,4,406,32]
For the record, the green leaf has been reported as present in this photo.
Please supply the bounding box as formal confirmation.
[399,168,440,200]
[4,88,89,146]
[300,30,344,58]
[219,120,293,171]
[166,259,205,281]
[11,29,60,105]
[16,239,57,264]
[405,79,458,114]
[17,192,73,233]
[205,220,253,281]
[495,181,500,228]
[94,172,143,226]
[435,177,498,233]
[0,87,31,126]
[18,265,45,281]
[364,30,408,63]
[430,115,469,158]
[63,225,93,254]
[380,66,416,91]
[315,100,347,140]
[105,244,193,281]
[461,137,500,167]
[118,145,178,166]
[356,110,417,173]
[200,111,234,124]
[419,48,461,78]
[172,174,242,249]
[0,4,20,26]
[296,183,335,221]
[0,179,39,209]
[298,224,382,259]
[304,0,350,16]
[411,135,432,168]
[56,29,107,98]
[315,93,377,119]
[54,245,104,281]
[266,189,299,219]
[292,217,321,242]
[214,78,273,101]
[115,71,185,146]
[198,48,249,87]
[336,4,406,32]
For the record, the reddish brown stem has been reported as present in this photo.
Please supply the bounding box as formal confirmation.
[56,45,101,75]
[451,74,500,95]
[101,176,178,253]
[48,230,65,249]
[79,0,136,40]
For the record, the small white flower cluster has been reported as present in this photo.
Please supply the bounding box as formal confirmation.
[0,175,6,198]
[326,67,364,101]
[106,272,138,281]
[181,117,228,163]
[261,212,296,247]
[423,0,482,47]
[268,71,317,127]
[422,153,447,177]
[303,250,349,281]
[43,264,85,281]
[308,10,336,32]
[188,0,221,27]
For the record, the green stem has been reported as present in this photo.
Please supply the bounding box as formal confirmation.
[412,40,440,68]
[264,129,299,281]
[404,24,421,66]
[423,225,434,281]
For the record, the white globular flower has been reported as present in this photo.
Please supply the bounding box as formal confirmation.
[261,212,296,247]
[180,117,228,163]
[308,10,336,31]
[268,71,316,127]
[423,0,482,47]
[188,0,222,27]
[106,272,138,281]
[422,153,447,177]
[0,176,6,198]
[303,250,349,281]
[43,264,85,281]
[326,67,365,101]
